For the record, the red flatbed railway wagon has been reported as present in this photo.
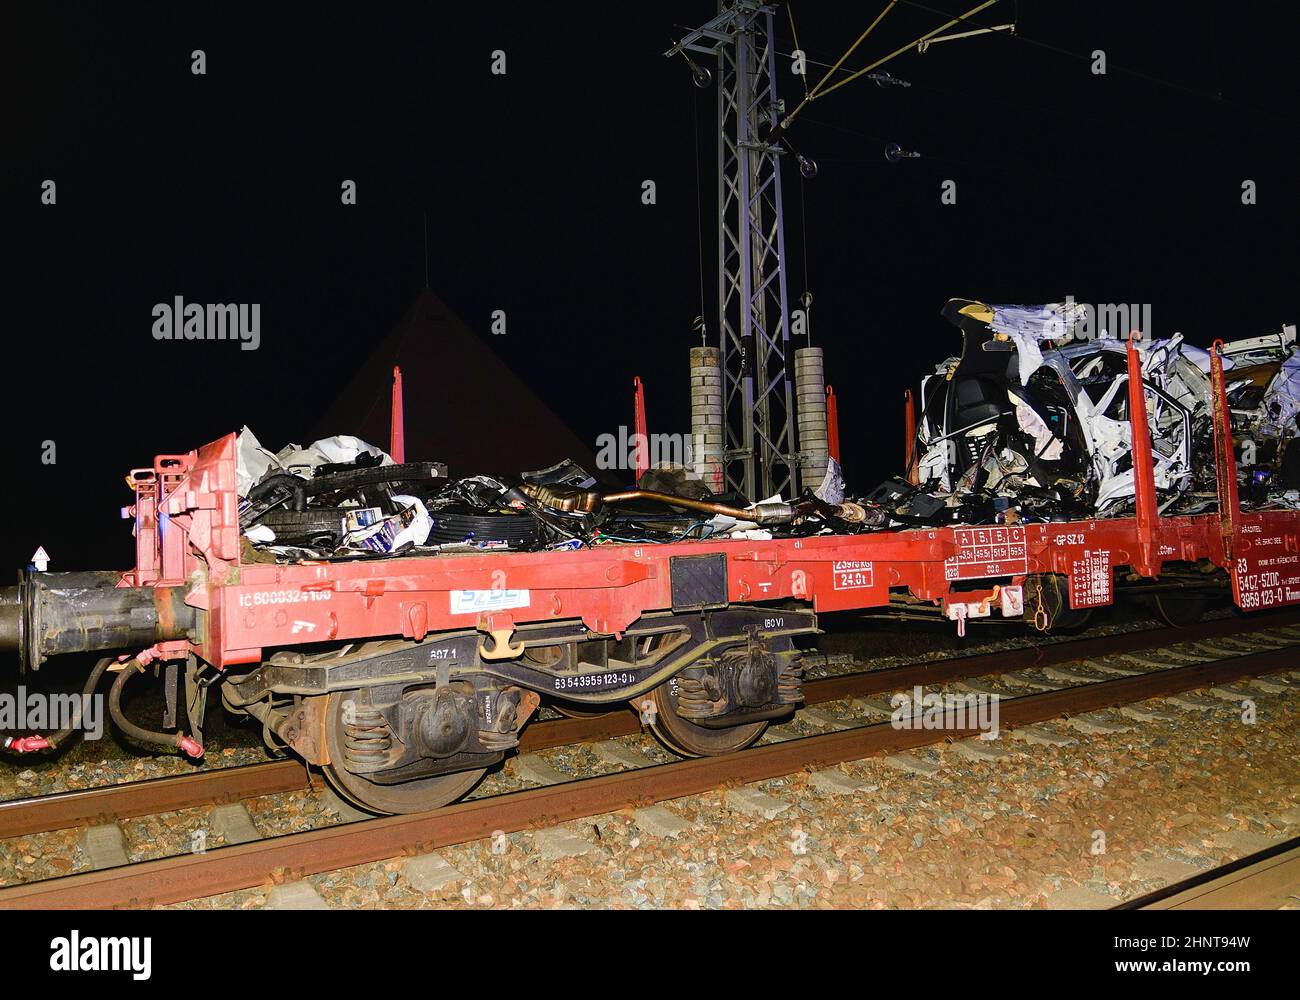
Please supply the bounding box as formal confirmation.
[3,339,1298,813]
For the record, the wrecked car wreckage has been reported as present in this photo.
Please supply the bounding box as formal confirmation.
[236,427,876,563]
[875,298,1300,528]
[238,298,1300,564]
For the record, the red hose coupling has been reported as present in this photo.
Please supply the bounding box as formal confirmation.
[176,735,204,759]
[119,644,165,668]
[4,735,52,753]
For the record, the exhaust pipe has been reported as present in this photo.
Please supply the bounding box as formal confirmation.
[518,484,870,527]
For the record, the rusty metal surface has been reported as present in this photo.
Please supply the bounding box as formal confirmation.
[0,571,198,674]
[0,585,20,654]
[1,641,1293,910]
[0,710,638,842]
[7,609,1298,842]
[278,697,331,766]
[0,762,310,841]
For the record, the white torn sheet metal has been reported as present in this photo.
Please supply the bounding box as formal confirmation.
[236,426,394,496]
[988,301,1091,385]
[815,457,847,504]
[1259,350,1300,439]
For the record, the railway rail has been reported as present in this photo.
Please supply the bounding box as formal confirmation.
[1,625,1295,909]
[4,610,1296,843]
[1119,836,1300,910]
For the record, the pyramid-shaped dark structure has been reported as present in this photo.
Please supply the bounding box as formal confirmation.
[314,290,598,477]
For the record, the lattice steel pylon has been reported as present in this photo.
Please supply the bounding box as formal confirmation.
[669,2,798,500]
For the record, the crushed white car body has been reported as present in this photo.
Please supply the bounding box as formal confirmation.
[873,299,1299,527]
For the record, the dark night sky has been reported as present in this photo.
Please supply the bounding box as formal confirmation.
[2,2,1296,572]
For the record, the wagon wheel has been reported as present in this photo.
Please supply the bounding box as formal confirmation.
[519,642,614,720]
[1151,591,1211,628]
[322,693,486,816]
[551,699,615,720]
[645,678,767,758]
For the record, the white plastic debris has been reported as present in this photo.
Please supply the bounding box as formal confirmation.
[243,524,276,544]
[236,426,393,496]
[277,434,395,479]
[235,427,282,496]
[340,495,432,553]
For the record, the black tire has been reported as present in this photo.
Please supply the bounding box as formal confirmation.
[428,511,539,547]
[257,508,344,545]
[257,503,540,550]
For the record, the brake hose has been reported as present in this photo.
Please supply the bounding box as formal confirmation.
[109,659,203,758]
[2,656,113,754]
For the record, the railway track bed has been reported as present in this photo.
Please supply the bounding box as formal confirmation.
[1,614,1298,908]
